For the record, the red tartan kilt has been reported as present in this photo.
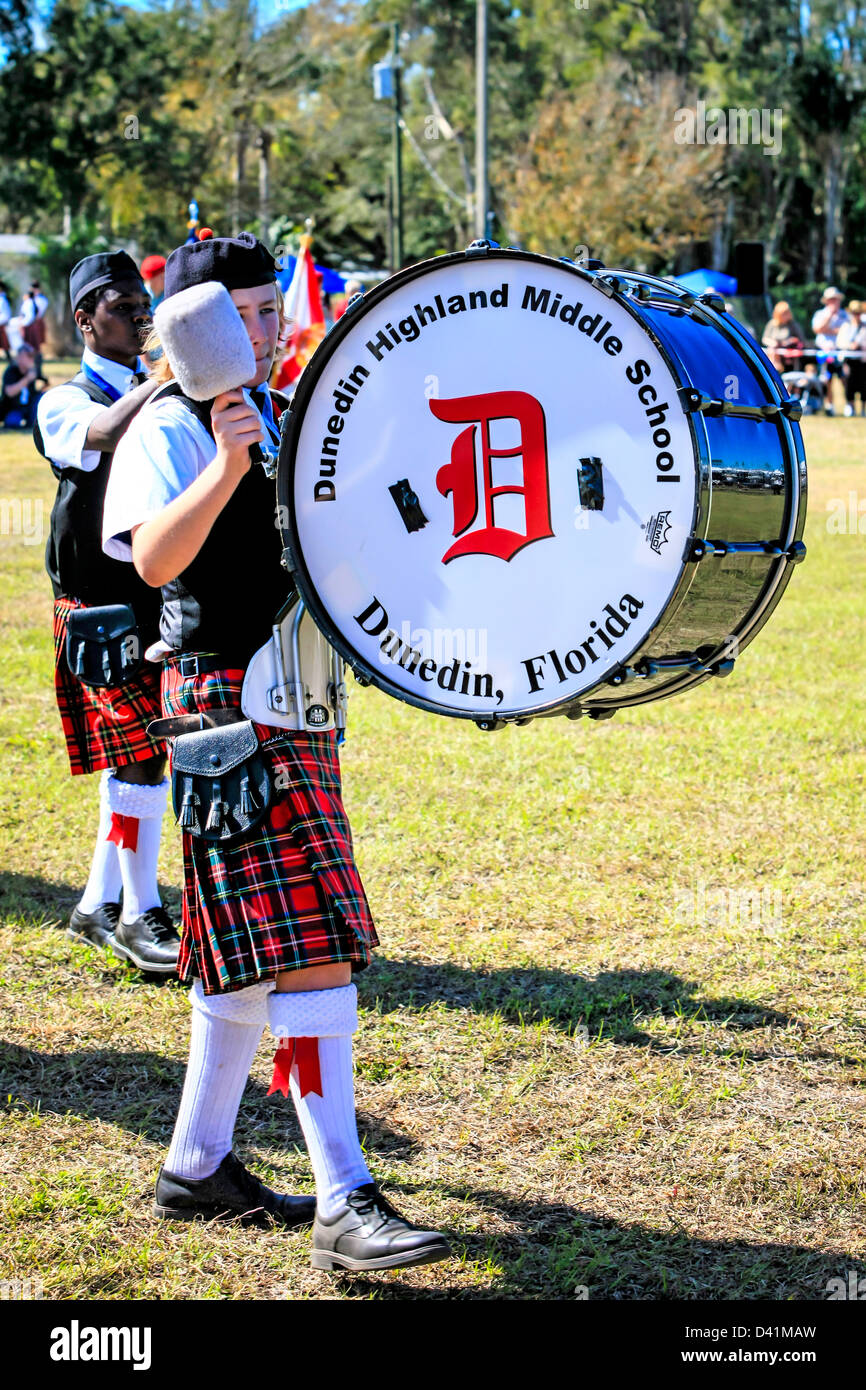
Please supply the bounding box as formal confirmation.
[53,598,164,775]
[161,662,378,995]
[0,326,8,353]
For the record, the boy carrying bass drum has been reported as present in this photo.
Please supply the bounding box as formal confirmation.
[102,232,452,1273]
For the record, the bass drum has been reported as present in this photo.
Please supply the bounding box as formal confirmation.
[276,245,807,727]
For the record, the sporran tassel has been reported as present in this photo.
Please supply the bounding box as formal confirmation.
[239,773,258,816]
[179,782,199,831]
[205,782,224,833]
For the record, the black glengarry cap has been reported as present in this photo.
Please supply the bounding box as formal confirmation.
[163,232,276,300]
[69,250,143,313]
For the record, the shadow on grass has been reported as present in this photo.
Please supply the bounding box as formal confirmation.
[0,869,182,926]
[0,1041,418,1161]
[358,957,850,1064]
[2,1039,849,1300]
[337,1180,849,1299]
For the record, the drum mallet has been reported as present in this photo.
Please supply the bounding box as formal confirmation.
[153,281,277,473]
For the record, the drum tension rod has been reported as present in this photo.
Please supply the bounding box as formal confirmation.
[687,538,807,564]
[607,654,734,685]
[678,386,803,422]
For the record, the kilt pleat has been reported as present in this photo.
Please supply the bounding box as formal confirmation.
[162,663,378,995]
[53,597,164,775]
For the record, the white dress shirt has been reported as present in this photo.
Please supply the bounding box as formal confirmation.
[36,347,145,473]
[103,385,279,562]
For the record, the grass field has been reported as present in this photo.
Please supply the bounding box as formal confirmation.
[1,383,864,1300]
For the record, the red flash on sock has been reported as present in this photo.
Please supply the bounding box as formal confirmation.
[268,1037,322,1099]
[107,812,140,852]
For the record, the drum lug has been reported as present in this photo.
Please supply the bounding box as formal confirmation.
[588,707,617,720]
[686,537,718,561]
[606,665,634,687]
[475,717,506,731]
[280,544,297,575]
[595,275,627,298]
[711,658,736,677]
[350,665,372,687]
[679,386,705,413]
[696,292,726,312]
[465,238,500,256]
[780,396,804,421]
[786,540,807,564]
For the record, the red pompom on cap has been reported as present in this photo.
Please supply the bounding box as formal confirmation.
[197,227,214,241]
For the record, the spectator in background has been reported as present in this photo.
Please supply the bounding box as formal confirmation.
[762,300,805,373]
[140,255,166,313]
[812,286,850,416]
[334,278,363,321]
[782,360,825,416]
[0,343,45,428]
[20,281,49,377]
[837,299,866,416]
[0,280,12,362]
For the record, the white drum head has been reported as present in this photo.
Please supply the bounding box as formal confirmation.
[283,252,699,719]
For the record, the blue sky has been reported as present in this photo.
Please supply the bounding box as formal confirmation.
[122,0,311,20]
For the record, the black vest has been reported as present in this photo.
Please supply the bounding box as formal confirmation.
[35,372,161,643]
[158,386,292,667]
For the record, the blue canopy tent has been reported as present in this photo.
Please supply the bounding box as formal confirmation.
[674,268,738,296]
[276,261,347,295]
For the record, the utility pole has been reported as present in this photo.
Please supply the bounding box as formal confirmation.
[475,0,488,239]
[392,22,404,268]
[373,29,404,272]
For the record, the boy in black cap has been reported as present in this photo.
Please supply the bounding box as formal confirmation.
[103,232,450,1271]
[35,251,180,973]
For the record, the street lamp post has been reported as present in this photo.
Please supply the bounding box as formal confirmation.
[373,26,404,272]
[392,23,404,269]
[475,0,488,240]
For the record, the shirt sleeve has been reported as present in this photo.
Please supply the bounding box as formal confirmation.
[103,397,215,562]
[36,384,104,472]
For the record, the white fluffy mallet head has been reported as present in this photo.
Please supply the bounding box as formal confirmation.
[153,280,256,401]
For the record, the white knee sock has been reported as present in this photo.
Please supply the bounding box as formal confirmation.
[106,775,168,923]
[268,985,372,1219]
[164,979,274,1180]
[78,770,123,915]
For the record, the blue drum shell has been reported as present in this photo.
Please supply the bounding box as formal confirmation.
[582,283,807,714]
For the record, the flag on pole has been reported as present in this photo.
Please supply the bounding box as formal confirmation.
[275,233,325,389]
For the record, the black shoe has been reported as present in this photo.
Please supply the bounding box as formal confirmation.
[311,1184,451,1272]
[112,906,180,973]
[68,901,120,948]
[153,1151,315,1228]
